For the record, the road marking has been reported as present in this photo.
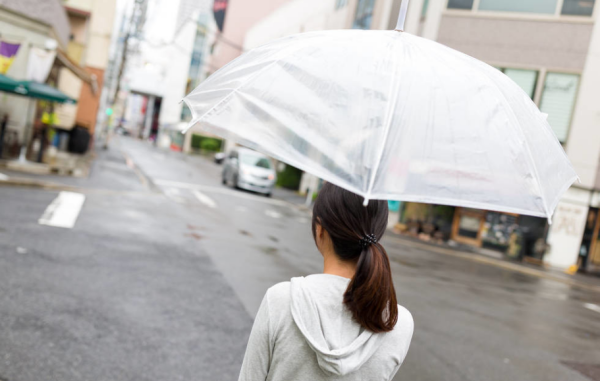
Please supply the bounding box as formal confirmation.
[38,191,85,229]
[584,303,600,313]
[265,210,281,219]
[154,179,294,208]
[0,172,8,181]
[192,190,217,208]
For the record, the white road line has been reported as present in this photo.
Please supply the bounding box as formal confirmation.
[38,191,85,229]
[192,190,217,209]
[154,179,292,207]
[584,303,600,313]
[0,172,8,181]
[265,210,282,219]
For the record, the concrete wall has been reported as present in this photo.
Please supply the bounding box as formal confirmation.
[244,0,351,49]
[437,15,593,70]
[568,16,600,189]
[210,0,290,70]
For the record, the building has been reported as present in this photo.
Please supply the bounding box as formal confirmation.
[182,0,291,154]
[117,0,209,145]
[55,0,116,136]
[0,0,70,154]
[352,0,599,272]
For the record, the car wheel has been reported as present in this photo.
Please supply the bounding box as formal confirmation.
[222,176,227,185]
[233,175,239,189]
[265,192,272,198]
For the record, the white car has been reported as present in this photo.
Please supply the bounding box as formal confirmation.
[222,148,276,196]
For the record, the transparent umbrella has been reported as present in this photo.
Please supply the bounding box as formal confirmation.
[183,1,577,220]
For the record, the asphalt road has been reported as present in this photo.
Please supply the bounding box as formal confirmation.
[0,136,599,381]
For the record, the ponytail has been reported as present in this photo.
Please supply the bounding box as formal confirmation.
[311,182,399,333]
[343,243,398,333]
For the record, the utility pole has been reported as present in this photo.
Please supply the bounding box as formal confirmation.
[99,0,149,149]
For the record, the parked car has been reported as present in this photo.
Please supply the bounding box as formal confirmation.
[214,152,226,164]
[222,148,276,196]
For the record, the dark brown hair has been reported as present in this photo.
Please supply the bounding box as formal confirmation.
[311,183,398,333]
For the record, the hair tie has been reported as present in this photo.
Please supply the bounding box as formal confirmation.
[359,233,377,249]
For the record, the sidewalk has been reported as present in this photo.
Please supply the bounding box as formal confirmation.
[387,231,600,293]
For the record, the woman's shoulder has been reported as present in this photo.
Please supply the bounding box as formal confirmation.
[265,281,292,305]
[388,304,414,342]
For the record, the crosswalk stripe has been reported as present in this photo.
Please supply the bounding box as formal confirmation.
[38,191,85,229]
[192,190,217,209]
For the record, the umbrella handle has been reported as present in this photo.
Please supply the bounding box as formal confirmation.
[395,0,410,32]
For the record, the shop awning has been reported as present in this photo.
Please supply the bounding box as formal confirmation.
[19,81,77,104]
[56,49,98,95]
[0,74,28,95]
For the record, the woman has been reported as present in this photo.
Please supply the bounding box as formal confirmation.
[239,183,414,380]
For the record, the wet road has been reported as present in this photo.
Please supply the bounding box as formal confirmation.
[0,136,599,381]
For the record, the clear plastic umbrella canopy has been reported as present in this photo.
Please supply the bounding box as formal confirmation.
[183,24,577,220]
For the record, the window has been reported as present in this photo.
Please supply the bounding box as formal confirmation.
[539,73,580,143]
[335,0,348,9]
[447,0,596,16]
[422,0,430,17]
[479,0,558,14]
[447,0,474,10]
[352,0,376,29]
[562,0,596,16]
[501,68,538,99]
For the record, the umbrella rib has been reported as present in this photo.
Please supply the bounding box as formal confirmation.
[482,73,551,220]
[183,52,290,133]
[364,37,401,206]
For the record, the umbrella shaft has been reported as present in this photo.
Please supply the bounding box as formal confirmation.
[395,0,410,31]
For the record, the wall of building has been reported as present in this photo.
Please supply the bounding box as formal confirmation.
[244,0,351,49]
[437,15,593,70]
[210,0,290,70]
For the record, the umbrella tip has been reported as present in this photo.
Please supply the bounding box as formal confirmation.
[363,198,369,207]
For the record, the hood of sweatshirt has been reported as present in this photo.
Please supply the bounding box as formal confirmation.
[290,274,387,376]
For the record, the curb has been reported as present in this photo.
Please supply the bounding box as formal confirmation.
[0,176,79,191]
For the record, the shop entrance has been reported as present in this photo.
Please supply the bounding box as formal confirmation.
[451,208,485,246]
[579,208,600,270]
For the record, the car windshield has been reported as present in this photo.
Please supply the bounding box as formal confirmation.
[240,153,272,169]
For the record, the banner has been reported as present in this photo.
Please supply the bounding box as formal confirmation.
[26,47,56,83]
[0,41,21,74]
[213,0,228,32]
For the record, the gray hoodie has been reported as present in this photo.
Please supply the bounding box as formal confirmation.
[238,274,414,381]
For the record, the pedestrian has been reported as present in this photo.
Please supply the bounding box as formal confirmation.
[238,183,414,381]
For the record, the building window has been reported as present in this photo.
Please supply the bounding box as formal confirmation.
[539,73,580,143]
[335,0,348,9]
[479,0,558,14]
[561,0,596,16]
[447,0,596,15]
[422,0,430,17]
[352,0,376,29]
[447,0,474,10]
[499,68,539,99]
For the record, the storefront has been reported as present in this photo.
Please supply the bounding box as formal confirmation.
[578,207,600,272]
[398,202,548,261]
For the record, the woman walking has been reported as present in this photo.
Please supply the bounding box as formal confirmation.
[239,183,414,380]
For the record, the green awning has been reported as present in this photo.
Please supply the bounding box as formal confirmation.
[19,81,77,104]
[0,74,28,95]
